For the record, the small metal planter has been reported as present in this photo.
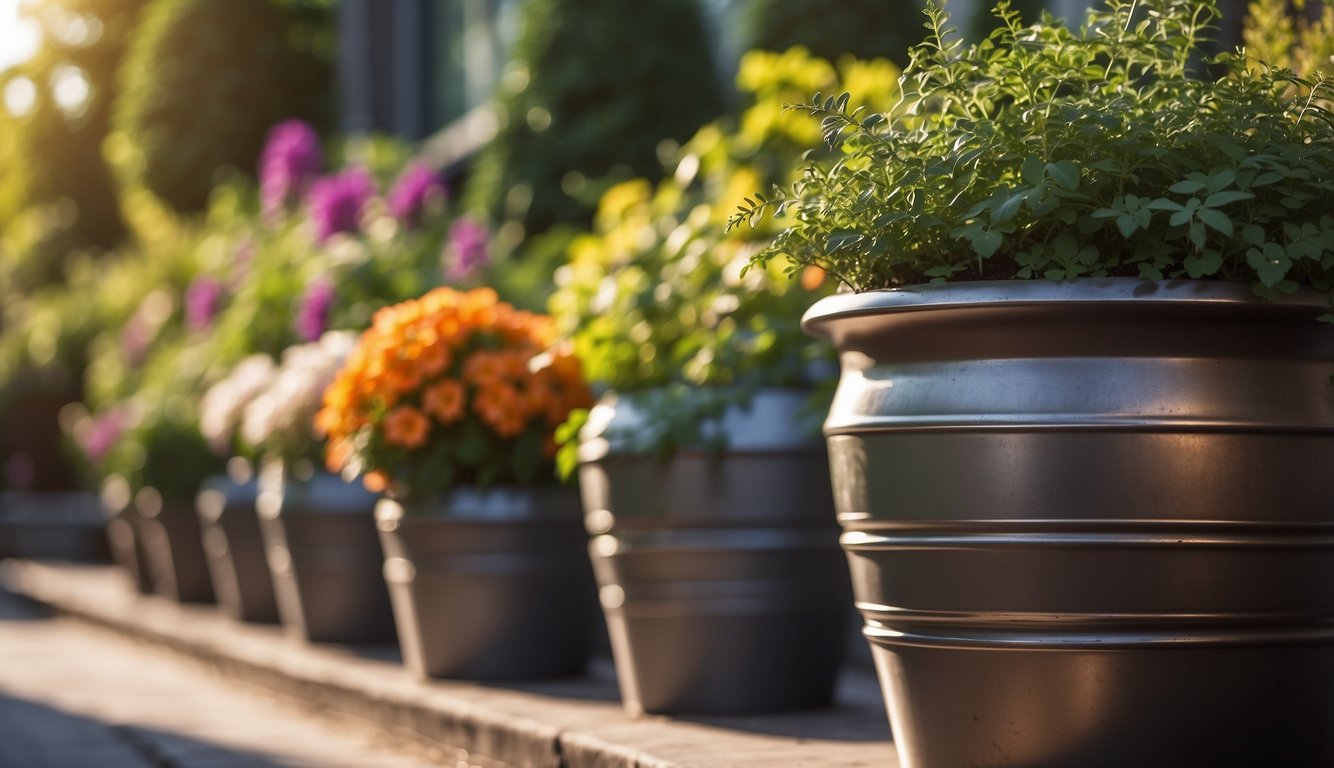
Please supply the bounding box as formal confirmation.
[256,468,395,644]
[133,487,215,603]
[578,389,850,715]
[376,487,598,679]
[100,485,152,594]
[196,473,278,623]
[804,279,1334,768]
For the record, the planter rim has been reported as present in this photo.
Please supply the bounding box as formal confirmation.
[803,278,1329,337]
[578,387,822,462]
[376,486,582,527]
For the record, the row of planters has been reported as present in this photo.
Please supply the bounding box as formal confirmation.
[46,4,1334,768]
[81,45,890,709]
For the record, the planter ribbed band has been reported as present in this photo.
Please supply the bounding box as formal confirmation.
[803,278,1334,768]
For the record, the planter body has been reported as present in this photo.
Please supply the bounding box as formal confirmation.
[578,389,850,715]
[135,490,214,603]
[101,496,152,594]
[376,488,598,679]
[257,469,395,643]
[196,474,279,623]
[804,279,1334,768]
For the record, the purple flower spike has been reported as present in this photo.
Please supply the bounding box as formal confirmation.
[185,277,225,333]
[387,162,447,227]
[295,277,336,342]
[306,168,376,243]
[444,217,490,283]
[259,120,324,223]
[80,410,125,464]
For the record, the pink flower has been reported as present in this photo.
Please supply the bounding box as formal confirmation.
[306,168,376,243]
[387,162,447,228]
[295,277,336,342]
[444,217,490,283]
[259,120,324,224]
[184,277,225,333]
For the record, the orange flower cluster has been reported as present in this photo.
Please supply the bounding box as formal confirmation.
[316,287,593,490]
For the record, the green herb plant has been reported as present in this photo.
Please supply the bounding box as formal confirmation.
[731,0,1334,314]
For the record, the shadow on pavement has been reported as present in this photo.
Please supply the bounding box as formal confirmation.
[0,692,302,767]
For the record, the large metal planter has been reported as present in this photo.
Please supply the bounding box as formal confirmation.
[196,474,278,623]
[134,487,214,604]
[256,469,395,644]
[376,487,598,679]
[803,279,1334,768]
[578,389,850,715]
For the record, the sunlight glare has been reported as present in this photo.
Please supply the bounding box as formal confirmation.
[0,0,42,73]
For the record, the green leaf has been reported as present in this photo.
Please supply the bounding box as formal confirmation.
[1116,214,1138,238]
[1021,156,1045,185]
[1247,243,1291,287]
[991,191,1029,225]
[971,228,1003,259]
[1203,190,1253,208]
[1046,161,1080,191]
[1197,208,1233,236]
[1169,180,1206,195]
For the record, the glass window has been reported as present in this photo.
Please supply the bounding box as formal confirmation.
[431,0,519,129]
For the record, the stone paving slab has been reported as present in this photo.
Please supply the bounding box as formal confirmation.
[0,587,472,768]
[0,560,899,767]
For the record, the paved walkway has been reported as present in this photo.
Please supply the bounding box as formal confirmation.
[0,589,447,767]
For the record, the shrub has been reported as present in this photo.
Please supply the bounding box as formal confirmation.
[111,0,333,213]
[734,0,1334,312]
[0,0,148,249]
[465,0,725,238]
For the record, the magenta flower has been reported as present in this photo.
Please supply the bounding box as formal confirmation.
[306,169,376,243]
[184,277,225,333]
[79,411,125,464]
[259,120,324,223]
[295,277,336,342]
[387,163,447,227]
[444,217,490,283]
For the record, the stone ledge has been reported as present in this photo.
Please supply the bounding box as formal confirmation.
[0,560,898,768]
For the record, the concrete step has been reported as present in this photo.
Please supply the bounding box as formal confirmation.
[0,560,898,767]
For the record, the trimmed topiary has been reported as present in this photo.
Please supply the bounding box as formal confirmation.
[112,0,333,213]
[465,0,725,238]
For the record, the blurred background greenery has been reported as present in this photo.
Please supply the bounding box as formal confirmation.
[0,0,1311,493]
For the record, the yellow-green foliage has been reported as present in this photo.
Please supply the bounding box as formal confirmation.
[1244,0,1334,77]
[549,48,900,393]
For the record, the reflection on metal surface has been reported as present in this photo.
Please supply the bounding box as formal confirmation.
[806,279,1334,767]
[579,389,851,715]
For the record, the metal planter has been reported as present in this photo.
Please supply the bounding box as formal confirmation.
[376,488,598,679]
[134,487,214,604]
[803,279,1334,767]
[256,468,395,644]
[578,389,850,715]
[100,489,152,594]
[196,474,279,623]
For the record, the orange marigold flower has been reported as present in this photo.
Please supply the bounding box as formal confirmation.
[363,470,389,493]
[463,352,506,386]
[418,342,450,378]
[325,437,354,473]
[422,379,465,424]
[383,405,430,449]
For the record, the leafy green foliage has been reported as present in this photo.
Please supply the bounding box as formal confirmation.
[465,0,724,237]
[1244,0,1334,79]
[0,0,147,250]
[112,0,333,213]
[732,0,1334,311]
[550,48,899,455]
